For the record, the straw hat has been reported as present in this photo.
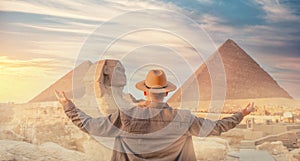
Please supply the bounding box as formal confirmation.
[135,69,176,93]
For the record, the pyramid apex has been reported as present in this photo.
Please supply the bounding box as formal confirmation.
[216,39,244,57]
[222,39,238,47]
[225,38,234,42]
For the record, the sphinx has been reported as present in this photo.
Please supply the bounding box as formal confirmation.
[81,59,139,115]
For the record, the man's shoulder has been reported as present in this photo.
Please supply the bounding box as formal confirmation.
[117,105,194,120]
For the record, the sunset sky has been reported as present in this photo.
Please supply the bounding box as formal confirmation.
[0,0,299,103]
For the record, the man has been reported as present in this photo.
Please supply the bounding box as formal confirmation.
[56,69,254,161]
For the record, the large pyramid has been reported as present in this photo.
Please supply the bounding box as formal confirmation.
[29,61,92,102]
[168,39,292,104]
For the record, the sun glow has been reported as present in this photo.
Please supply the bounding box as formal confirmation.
[0,56,71,103]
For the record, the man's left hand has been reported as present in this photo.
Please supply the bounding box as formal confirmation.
[242,102,255,116]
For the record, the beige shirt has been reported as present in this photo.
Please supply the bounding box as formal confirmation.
[63,101,244,161]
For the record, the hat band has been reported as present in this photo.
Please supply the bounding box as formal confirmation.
[144,83,168,89]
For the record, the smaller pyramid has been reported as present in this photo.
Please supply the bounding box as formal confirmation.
[168,39,292,104]
[29,61,92,103]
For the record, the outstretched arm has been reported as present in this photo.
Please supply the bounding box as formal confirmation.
[189,103,255,136]
[55,90,121,137]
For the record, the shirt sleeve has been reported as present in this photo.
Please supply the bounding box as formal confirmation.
[189,112,244,137]
[62,100,122,137]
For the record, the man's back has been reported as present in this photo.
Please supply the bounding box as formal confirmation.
[111,102,196,161]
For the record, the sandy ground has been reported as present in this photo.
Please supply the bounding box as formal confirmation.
[0,99,299,161]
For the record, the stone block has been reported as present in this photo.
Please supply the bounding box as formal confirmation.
[193,137,229,160]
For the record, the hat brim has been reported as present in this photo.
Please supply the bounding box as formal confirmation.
[135,80,177,93]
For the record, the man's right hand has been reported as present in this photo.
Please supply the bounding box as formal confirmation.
[55,90,69,104]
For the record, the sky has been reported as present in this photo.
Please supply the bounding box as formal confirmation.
[0,0,299,103]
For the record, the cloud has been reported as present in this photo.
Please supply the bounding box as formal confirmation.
[198,16,299,48]
[197,0,213,5]
[191,1,300,48]
[197,14,235,33]
[238,25,299,47]
[0,56,72,77]
[254,0,299,22]
[254,54,300,99]
[0,0,182,21]
[14,23,95,35]
[0,0,187,61]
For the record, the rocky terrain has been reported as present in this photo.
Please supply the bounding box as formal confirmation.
[0,102,113,161]
[0,102,231,161]
[1,102,299,161]
[0,140,93,161]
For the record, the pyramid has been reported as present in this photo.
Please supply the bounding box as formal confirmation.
[29,61,92,102]
[168,39,292,104]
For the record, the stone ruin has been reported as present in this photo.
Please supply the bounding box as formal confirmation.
[78,59,138,115]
